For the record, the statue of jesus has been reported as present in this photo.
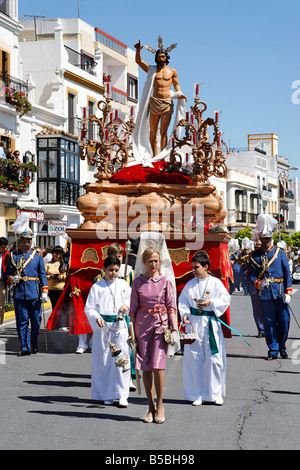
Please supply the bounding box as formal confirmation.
[134,39,187,157]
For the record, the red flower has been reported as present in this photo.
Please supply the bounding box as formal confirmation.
[110,162,192,185]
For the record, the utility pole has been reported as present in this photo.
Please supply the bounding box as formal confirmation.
[23,15,45,41]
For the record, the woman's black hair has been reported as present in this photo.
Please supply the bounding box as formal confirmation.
[52,245,64,255]
[104,255,121,268]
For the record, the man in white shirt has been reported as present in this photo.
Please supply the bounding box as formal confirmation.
[0,142,7,159]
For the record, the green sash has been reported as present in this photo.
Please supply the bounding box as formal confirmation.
[190,307,251,354]
[190,307,219,354]
[101,314,129,327]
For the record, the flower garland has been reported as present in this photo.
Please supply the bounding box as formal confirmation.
[110,161,193,185]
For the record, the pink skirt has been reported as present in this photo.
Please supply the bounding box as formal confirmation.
[134,308,169,371]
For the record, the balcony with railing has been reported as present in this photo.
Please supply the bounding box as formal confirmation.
[38,180,84,205]
[95,28,127,57]
[248,213,259,224]
[1,72,31,117]
[64,46,97,75]
[280,187,295,202]
[286,220,295,231]
[68,116,82,137]
[111,86,127,105]
[235,211,247,223]
[0,156,39,193]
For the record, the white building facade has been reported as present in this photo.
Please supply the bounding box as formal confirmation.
[0,2,139,248]
[226,134,286,233]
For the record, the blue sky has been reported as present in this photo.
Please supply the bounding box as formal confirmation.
[19,0,300,177]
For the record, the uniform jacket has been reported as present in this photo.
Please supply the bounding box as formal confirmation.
[5,248,48,300]
[247,246,292,300]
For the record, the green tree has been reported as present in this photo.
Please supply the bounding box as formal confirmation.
[272,233,292,246]
[291,231,300,247]
[234,227,253,246]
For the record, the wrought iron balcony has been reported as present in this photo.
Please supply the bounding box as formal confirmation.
[1,72,28,95]
[38,181,85,206]
[235,211,247,223]
[64,46,97,75]
[68,116,82,137]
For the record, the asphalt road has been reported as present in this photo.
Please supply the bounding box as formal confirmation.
[1,286,300,452]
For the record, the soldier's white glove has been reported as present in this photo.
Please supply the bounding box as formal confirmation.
[12,275,20,286]
[41,293,48,303]
[261,279,269,289]
[283,294,291,304]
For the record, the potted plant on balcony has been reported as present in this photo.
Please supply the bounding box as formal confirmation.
[0,175,7,189]
[21,162,39,172]
[19,177,30,192]
[5,87,32,117]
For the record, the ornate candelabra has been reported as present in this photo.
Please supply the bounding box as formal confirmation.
[79,83,228,186]
[79,88,135,181]
[169,86,229,183]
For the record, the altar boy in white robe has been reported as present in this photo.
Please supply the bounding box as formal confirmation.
[179,252,231,406]
[85,256,131,407]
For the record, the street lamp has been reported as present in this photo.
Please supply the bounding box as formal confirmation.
[278,166,298,241]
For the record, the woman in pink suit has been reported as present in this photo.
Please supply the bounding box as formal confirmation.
[130,247,178,424]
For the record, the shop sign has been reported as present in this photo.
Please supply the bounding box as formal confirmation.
[16,209,45,221]
[48,220,68,235]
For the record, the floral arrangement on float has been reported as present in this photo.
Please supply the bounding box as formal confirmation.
[110,161,193,185]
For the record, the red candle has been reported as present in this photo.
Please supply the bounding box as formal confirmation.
[110,112,113,122]
[105,129,109,141]
[186,153,189,164]
[215,111,219,123]
[191,114,194,124]
[108,152,111,161]
[106,83,110,94]
[218,132,221,146]
[193,134,197,145]
[131,106,134,117]
[196,84,199,96]
[115,110,118,120]
[83,107,86,119]
[186,111,189,122]
[172,137,175,148]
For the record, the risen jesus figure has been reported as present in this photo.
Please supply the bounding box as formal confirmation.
[134,39,187,157]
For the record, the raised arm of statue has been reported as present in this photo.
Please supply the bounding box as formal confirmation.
[134,40,149,73]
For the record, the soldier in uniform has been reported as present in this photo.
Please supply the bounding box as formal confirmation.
[247,214,292,360]
[5,230,48,356]
[239,237,252,295]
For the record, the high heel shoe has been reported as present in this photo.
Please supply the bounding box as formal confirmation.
[143,411,154,423]
[155,408,165,424]
[155,416,165,424]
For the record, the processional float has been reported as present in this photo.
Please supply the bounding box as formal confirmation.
[47,47,233,340]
